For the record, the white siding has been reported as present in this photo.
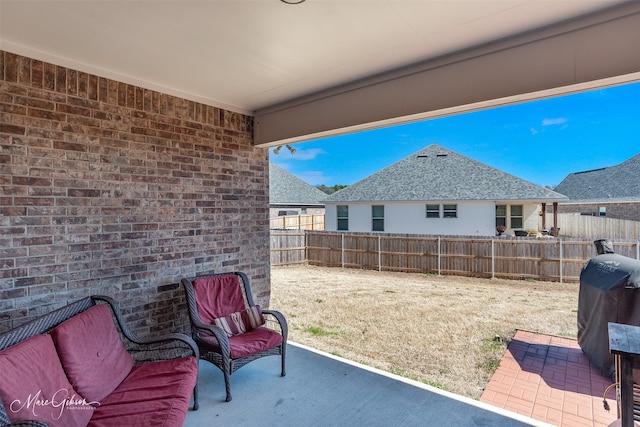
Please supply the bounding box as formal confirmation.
[325,204,337,230]
[325,201,542,236]
[345,204,374,232]
[523,204,541,231]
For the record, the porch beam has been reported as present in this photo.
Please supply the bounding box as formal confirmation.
[254,2,640,146]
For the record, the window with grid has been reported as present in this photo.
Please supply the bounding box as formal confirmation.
[443,204,457,218]
[496,205,506,227]
[337,205,349,231]
[426,204,440,218]
[510,205,523,228]
[372,205,384,231]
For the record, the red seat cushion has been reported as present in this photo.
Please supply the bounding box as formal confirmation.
[201,326,283,359]
[87,356,198,427]
[0,334,94,427]
[192,275,246,323]
[50,304,134,403]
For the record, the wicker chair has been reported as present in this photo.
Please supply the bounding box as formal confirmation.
[181,272,287,402]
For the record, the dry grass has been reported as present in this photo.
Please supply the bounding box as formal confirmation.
[270,265,579,400]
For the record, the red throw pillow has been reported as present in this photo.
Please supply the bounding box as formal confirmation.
[50,304,134,403]
[0,334,94,427]
[213,305,265,337]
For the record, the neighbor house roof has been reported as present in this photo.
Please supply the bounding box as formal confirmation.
[326,144,567,203]
[269,163,326,206]
[554,153,640,202]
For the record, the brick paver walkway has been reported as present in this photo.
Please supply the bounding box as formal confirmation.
[481,330,618,427]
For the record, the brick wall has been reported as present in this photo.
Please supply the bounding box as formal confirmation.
[0,51,271,335]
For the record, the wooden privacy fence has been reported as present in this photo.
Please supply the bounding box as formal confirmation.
[270,230,306,266]
[270,230,640,283]
[269,214,325,230]
[553,213,640,240]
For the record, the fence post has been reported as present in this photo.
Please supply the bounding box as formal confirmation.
[378,235,382,272]
[491,238,495,279]
[341,233,345,269]
[559,239,564,284]
[437,236,441,275]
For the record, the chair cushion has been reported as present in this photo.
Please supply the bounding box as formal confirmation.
[0,334,94,427]
[88,356,198,427]
[192,274,247,324]
[50,304,134,403]
[201,326,283,359]
[213,305,265,337]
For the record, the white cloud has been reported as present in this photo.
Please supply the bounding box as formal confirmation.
[292,148,326,160]
[541,117,568,126]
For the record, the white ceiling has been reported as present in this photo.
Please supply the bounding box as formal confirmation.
[0,0,627,115]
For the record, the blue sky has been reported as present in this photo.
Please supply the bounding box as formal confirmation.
[270,81,640,189]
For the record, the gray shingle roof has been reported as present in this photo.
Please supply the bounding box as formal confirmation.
[269,163,326,205]
[326,144,567,202]
[554,153,640,201]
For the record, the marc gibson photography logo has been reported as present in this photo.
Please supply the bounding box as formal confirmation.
[10,388,99,420]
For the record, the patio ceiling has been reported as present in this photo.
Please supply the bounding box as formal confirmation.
[1,1,639,145]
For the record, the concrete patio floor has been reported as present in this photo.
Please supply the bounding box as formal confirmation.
[184,342,550,427]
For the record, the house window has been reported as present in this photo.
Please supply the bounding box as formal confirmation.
[443,204,457,218]
[301,207,307,214]
[426,204,440,218]
[510,205,523,228]
[496,205,506,228]
[599,206,606,217]
[337,205,349,231]
[372,205,384,231]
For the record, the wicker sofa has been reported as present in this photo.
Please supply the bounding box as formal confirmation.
[0,295,199,427]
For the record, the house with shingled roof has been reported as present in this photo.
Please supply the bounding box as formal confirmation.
[269,163,326,218]
[324,144,567,236]
[554,153,640,220]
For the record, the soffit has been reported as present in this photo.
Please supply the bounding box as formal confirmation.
[0,0,626,114]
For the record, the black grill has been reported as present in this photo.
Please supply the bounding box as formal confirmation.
[577,239,640,378]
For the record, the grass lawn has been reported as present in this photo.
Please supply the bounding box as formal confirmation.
[270,265,579,399]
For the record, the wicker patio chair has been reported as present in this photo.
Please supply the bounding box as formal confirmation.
[181,272,287,402]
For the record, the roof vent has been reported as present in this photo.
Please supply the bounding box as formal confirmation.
[418,152,448,159]
[575,167,605,175]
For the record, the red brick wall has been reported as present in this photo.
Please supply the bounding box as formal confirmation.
[0,51,271,335]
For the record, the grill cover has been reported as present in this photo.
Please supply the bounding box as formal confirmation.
[577,245,640,378]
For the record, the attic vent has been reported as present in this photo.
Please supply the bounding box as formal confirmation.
[416,155,429,158]
[436,153,448,157]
